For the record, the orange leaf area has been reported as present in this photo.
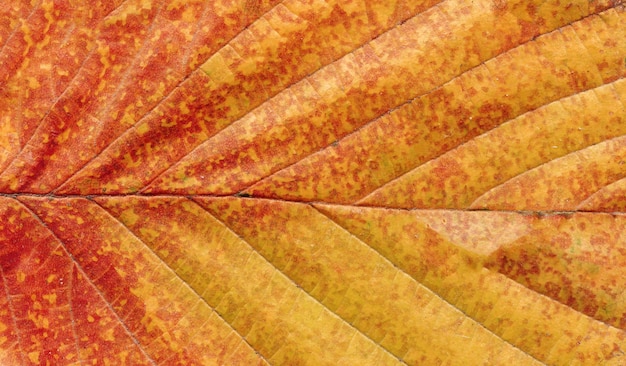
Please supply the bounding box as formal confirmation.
[1,0,626,365]
[2,196,626,364]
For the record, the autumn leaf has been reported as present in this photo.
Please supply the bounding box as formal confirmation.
[1,0,626,364]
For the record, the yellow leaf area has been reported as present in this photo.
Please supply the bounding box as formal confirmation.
[0,0,625,365]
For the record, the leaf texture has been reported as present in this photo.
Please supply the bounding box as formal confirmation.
[1,0,626,365]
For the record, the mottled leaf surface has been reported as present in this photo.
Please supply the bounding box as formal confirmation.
[1,0,626,365]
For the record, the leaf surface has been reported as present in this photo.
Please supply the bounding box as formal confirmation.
[1,0,626,365]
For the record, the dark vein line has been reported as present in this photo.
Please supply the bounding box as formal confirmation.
[487,263,626,335]
[565,78,626,208]
[137,0,447,193]
[4,0,171,186]
[252,9,625,203]
[16,199,159,366]
[47,2,170,192]
[0,61,92,179]
[91,198,271,366]
[0,0,130,178]
[0,265,26,366]
[6,0,163,186]
[319,202,626,357]
[359,38,625,204]
[311,206,549,366]
[54,0,289,193]
[359,76,626,207]
[2,193,626,216]
[469,132,626,208]
[240,4,613,197]
[576,176,626,210]
[192,198,410,366]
